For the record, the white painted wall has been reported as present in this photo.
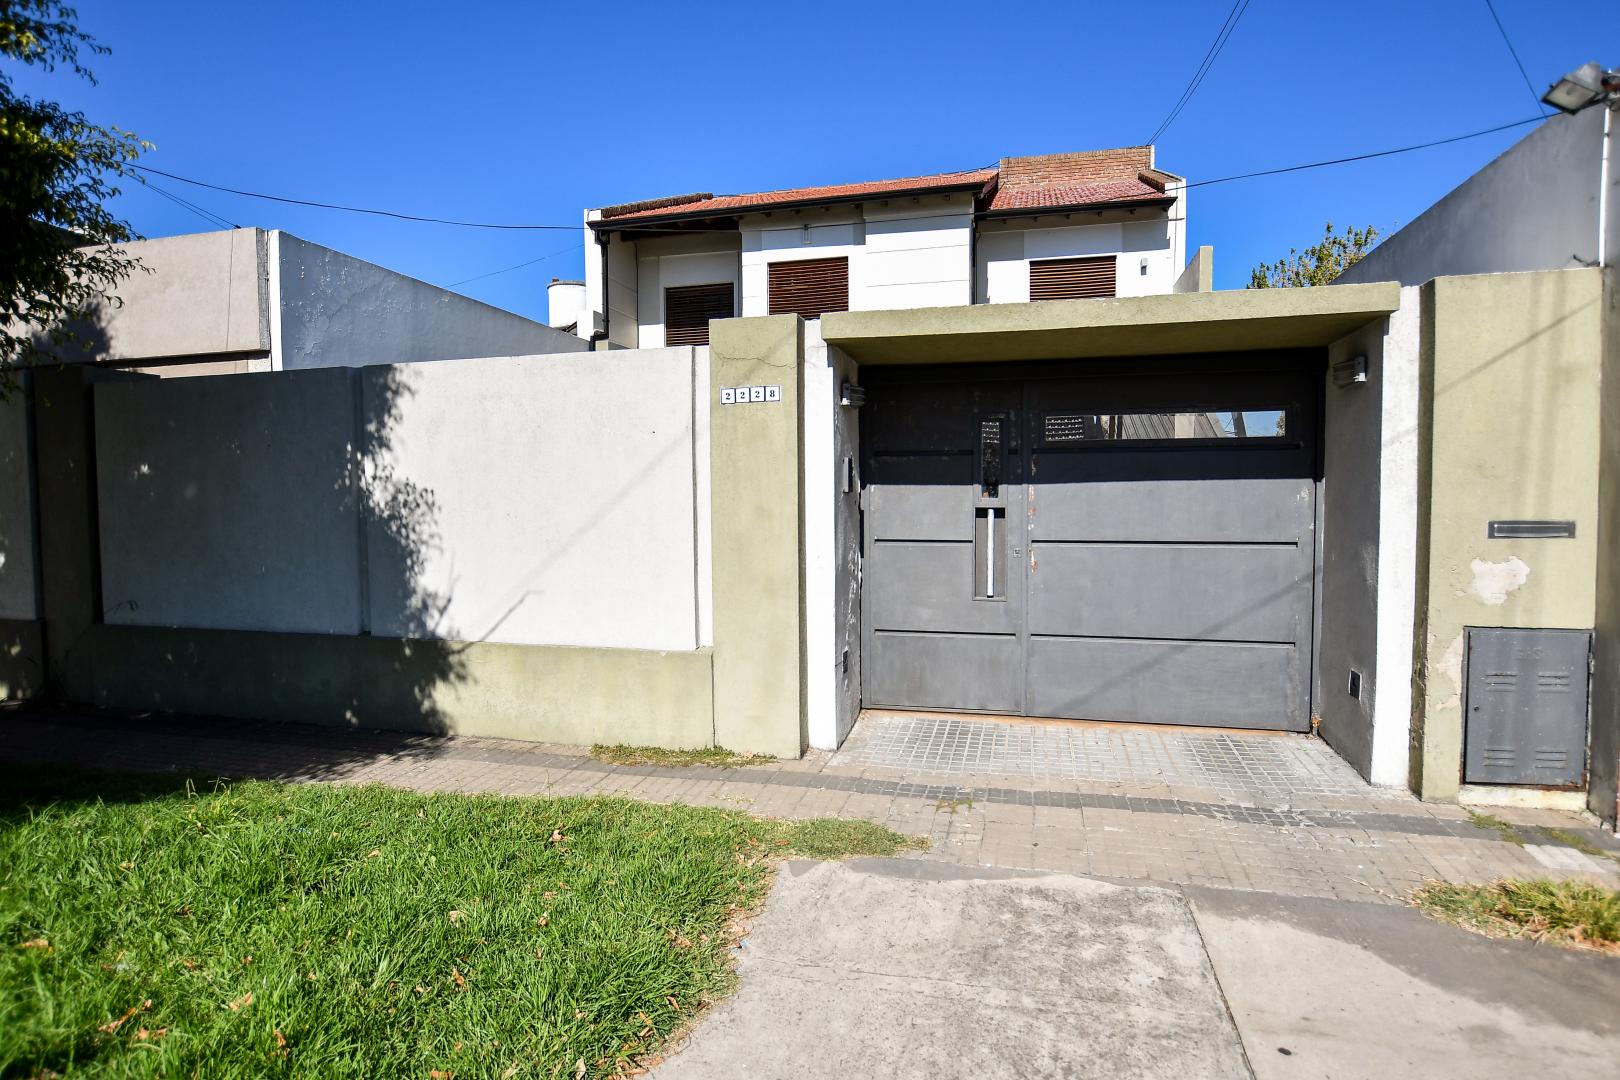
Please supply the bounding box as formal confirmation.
[93,349,711,652]
[975,212,1178,303]
[1315,287,1420,787]
[363,349,703,649]
[635,238,741,349]
[0,386,39,620]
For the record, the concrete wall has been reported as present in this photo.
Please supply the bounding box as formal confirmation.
[803,324,863,750]
[1175,246,1214,293]
[361,349,706,651]
[1592,258,1620,824]
[93,351,706,652]
[602,235,639,349]
[1412,269,1604,800]
[0,385,39,620]
[1316,288,1420,787]
[71,624,715,748]
[273,233,583,368]
[85,228,269,362]
[976,212,1178,304]
[95,369,365,635]
[1338,110,1606,288]
[709,315,806,757]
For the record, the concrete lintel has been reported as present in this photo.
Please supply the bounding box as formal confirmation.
[821,282,1401,364]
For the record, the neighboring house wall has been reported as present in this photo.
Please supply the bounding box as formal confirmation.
[273,233,582,368]
[94,350,706,652]
[1316,287,1421,787]
[1592,257,1620,824]
[635,237,741,349]
[86,227,270,366]
[1337,109,1606,287]
[976,213,1179,304]
[739,196,975,316]
[1412,269,1604,801]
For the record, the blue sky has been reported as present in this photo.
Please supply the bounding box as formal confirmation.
[13,1,1618,322]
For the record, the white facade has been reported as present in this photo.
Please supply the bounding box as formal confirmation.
[582,187,1189,345]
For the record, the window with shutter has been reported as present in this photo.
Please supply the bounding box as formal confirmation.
[767,257,849,319]
[664,283,735,346]
[1029,256,1116,301]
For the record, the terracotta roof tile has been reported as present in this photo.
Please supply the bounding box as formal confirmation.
[985,176,1172,213]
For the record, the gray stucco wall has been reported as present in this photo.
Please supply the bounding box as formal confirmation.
[91,349,707,652]
[95,368,365,634]
[83,228,269,363]
[0,385,39,620]
[1337,110,1605,287]
[274,233,584,369]
[1591,261,1620,824]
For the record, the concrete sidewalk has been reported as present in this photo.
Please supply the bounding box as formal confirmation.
[649,860,1620,1080]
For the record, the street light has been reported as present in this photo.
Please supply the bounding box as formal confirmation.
[1542,61,1619,114]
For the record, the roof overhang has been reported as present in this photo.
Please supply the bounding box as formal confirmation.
[819,282,1403,365]
[591,180,992,233]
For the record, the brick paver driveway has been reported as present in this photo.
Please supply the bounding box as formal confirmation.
[3,704,1616,901]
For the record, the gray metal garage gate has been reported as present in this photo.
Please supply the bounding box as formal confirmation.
[860,355,1321,731]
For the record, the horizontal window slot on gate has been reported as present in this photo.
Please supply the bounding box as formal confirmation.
[1030,633,1296,648]
[873,538,971,546]
[872,628,1019,640]
[1040,410,1287,444]
[1029,539,1299,549]
[975,508,1007,601]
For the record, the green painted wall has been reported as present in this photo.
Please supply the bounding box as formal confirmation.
[707,315,807,758]
[64,624,715,747]
[1590,264,1620,824]
[1413,268,1604,800]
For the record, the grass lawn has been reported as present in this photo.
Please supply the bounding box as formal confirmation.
[0,770,918,1078]
[1413,878,1620,954]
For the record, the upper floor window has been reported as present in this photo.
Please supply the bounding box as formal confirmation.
[768,257,849,319]
[1030,255,1116,301]
[665,283,735,346]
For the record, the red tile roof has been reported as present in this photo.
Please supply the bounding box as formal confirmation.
[598,168,997,223]
[591,148,1182,228]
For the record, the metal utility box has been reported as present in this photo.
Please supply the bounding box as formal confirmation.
[1463,628,1591,787]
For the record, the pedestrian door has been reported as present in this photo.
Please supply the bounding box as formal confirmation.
[860,356,1319,731]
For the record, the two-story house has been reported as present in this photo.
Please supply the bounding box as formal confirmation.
[561,146,1192,346]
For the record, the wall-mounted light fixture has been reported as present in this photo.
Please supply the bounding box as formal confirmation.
[840,382,866,407]
[1332,355,1368,388]
[1541,61,1619,114]
[1139,258,1149,276]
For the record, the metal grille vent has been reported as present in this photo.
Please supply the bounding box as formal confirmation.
[1030,256,1116,301]
[664,283,734,346]
[768,257,849,319]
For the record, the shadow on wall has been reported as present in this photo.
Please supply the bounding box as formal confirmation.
[350,363,469,739]
[13,310,475,775]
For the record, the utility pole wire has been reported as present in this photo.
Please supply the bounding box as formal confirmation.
[1482,0,1548,116]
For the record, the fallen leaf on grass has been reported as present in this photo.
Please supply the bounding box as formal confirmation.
[575,1059,586,1079]
[450,968,467,990]
[430,1071,454,1079]
[181,958,199,970]
[550,830,569,844]
[18,938,50,950]
[501,1067,519,1079]
[368,849,381,858]
[133,1027,167,1041]
[227,992,253,1011]
[98,999,152,1033]
[537,915,549,927]
[448,910,465,925]
[666,930,692,950]
[118,860,134,870]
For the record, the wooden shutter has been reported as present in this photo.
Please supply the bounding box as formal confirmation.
[768,257,849,319]
[1029,256,1116,301]
[664,282,734,346]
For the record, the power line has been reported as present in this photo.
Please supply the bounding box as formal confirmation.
[1481,0,1548,116]
[127,113,1548,240]
[1146,0,1252,146]
[128,162,578,231]
[445,241,583,288]
[138,177,240,230]
[1182,114,1544,191]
